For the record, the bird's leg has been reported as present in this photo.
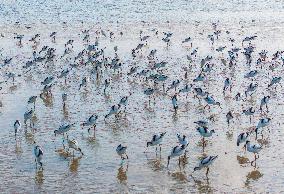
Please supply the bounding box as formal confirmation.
[159,145,161,152]
[250,116,252,124]
[126,154,129,159]
[206,167,209,176]
[266,105,269,113]
[178,157,181,166]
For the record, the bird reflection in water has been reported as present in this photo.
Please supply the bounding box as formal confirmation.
[237,155,250,167]
[35,169,44,186]
[62,103,69,120]
[245,170,263,187]
[191,174,212,193]
[69,156,82,173]
[15,140,23,158]
[117,164,128,184]
[169,170,189,182]
[40,93,53,107]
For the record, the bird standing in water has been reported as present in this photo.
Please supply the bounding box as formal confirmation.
[167,144,188,167]
[14,120,21,138]
[33,142,44,169]
[193,155,218,176]
[116,144,128,161]
[146,132,166,153]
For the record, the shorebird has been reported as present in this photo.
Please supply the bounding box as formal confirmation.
[28,96,37,109]
[194,120,209,127]
[235,92,242,101]
[197,126,215,147]
[237,132,250,147]
[268,77,281,88]
[260,96,270,112]
[179,84,192,98]
[242,107,255,123]
[79,77,88,90]
[245,83,258,97]
[193,73,205,82]
[204,95,221,109]
[41,76,54,85]
[82,114,98,133]
[58,69,70,83]
[24,109,34,126]
[193,155,218,176]
[223,78,232,94]
[119,96,129,112]
[14,120,21,138]
[255,118,271,139]
[146,132,166,153]
[54,123,75,137]
[177,134,189,157]
[144,88,155,105]
[33,142,43,169]
[65,136,84,157]
[167,144,188,167]
[167,80,180,92]
[103,79,111,94]
[244,70,258,79]
[172,94,178,111]
[226,111,234,126]
[105,104,121,119]
[244,141,262,165]
[116,144,128,160]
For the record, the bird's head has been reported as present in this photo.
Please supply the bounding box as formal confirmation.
[146,142,152,147]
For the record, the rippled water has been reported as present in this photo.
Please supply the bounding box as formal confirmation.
[1,0,284,25]
[1,1,284,193]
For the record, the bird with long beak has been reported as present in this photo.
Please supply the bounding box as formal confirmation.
[204,95,221,109]
[33,141,43,169]
[14,120,21,138]
[146,132,166,153]
[244,141,262,165]
[167,144,188,167]
[116,144,128,160]
[193,155,218,176]
[54,123,75,137]
[65,136,84,157]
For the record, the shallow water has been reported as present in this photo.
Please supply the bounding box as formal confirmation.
[1,1,284,193]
